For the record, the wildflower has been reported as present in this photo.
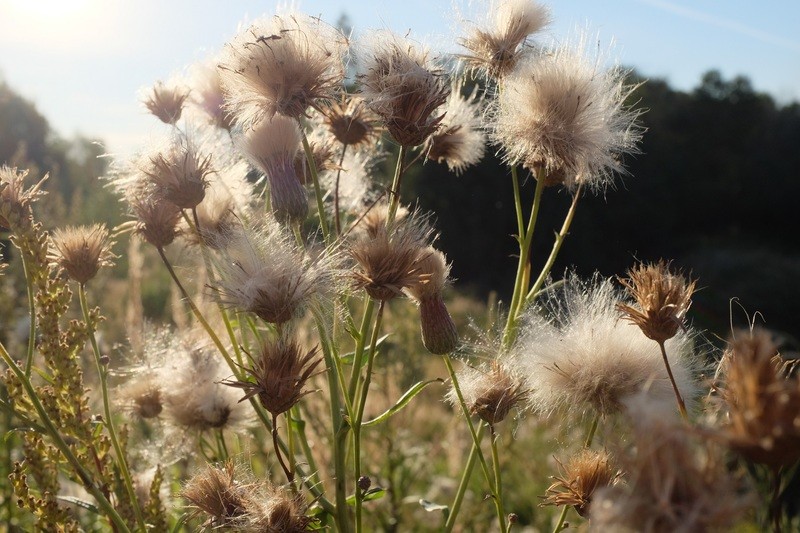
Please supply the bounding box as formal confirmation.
[183,461,253,529]
[222,339,321,416]
[459,0,551,79]
[541,449,620,517]
[323,96,382,148]
[129,191,182,249]
[405,247,459,354]
[139,138,212,210]
[257,484,313,532]
[49,224,115,284]
[142,80,190,125]
[425,79,486,175]
[0,166,46,230]
[213,222,335,324]
[219,13,346,124]
[349,210,433,301]
[188,57,234,130]
[492,38,642,191]
[517,274,697,417]
[590,415,753,532]
[449,359,526,425]
[358,31,450,147]
[714,329,800,468]
[237,115,308,223]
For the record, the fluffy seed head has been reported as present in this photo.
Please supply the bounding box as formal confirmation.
[459,0,551,79]
[449,359,527,425]
[219,13,346,123]
[517,274,698,417]
[117,374,163,419]
[358,31,450,147]
[541,449,620,517]
[130,191,182,249]
[323,96,382,147]
[139,138,212,210]
[188,57,234,130]
[222,339,321,416]
[617,260,696,344]
[321,147,380,215]
[49,224,115,284]
[0,166,46,230]
[142,80,190,125]
[183,461,253,529]
[492,39,642,191]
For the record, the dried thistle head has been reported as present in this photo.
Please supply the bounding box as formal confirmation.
[139,138,212,210]
[491,38,643,191]
[219,13,346,124]
[541,449,620,517]
[323,96,382,148]
[129,190,182,249]
[183,461,253,529]
[358,31,450,147]
[117,374,163,419]
[459,0,551,79]
[258,485,313,532]
[142,80,190,125]
[405,247,459,354]
[353,203,407,239]
[450,359,527,425]
[223,339,321,416]
[0,166,47,230]
[237,115,308,223]
[715,329,800,468]
[617,260,696,344]
[425,79,486,175]
[349,210,433,301]
[49,223,115,284]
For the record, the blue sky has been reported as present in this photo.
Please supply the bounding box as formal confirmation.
[1,0,798,155]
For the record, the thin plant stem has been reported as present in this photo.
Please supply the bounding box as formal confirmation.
[443,424,486,532]
[299,122,330,242]
[386,145,406,225]
[292,404,322,487]
[771,467,784,533]
[510,165,525,241]
[657,341,688,419]
[348,298,375,407]
[489,425,509,533]
[333,144,348,236]
[0,343,131,533]
[271,414,294,484]
[525,185,583,303]
[21,254,36,377]
[286,411,297,482]
[79,284,146,531]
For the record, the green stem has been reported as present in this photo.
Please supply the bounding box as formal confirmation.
[489,425,509,533]
[386,145,406,226]
[292,405,322,487]
[21,254,36,377]
[0,343,131,533]
[443,425,486,532]
[79,284,146,531]
[525,185,582,303]
[510,165,525,242]
[299,123,330,242]
[348,298,375,407]
[333,144,348,236]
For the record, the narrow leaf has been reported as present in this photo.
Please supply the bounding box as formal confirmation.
[362,378,444,427]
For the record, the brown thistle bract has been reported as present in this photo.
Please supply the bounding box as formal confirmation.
[141,141,212,210]
[183,461,253,529]
[0,166,47,230]
[256,484,314,532]
[130,191,182,248]
[715,329,800,468]
[541,449,619,517]
[349,210,432,301]
[142,80,190,125]
[49,224,115,284]
[323,96,382,147]
[464,360,527,425]
[405,247,459,354]
[459,0,550,79]
[617,260,696,344]
[223,340,321,416]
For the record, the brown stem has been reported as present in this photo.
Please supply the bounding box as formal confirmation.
[272,414,294,484]
[658,341,688,419]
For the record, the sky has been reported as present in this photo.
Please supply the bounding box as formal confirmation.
[1,0,799,156]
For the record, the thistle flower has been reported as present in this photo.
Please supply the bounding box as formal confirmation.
[590,415,753,532]
[448,359,526,425]
[219,13,346,124]
[139,137,212,210]
[222,339,321,416]
[183,461,254,529]
[353,203,408,239]
[492,39,642,191]
[129,191,182,249]
[541,449,620,517]
[405,247,459,354]
[142,80,190,125]
[117,373,163,419]
[517,274,698,417]
[349,210,433,301]
[212,222,335,324]
[459,0,551,79]
[425,79,486,175]
[188,57,234,130]
[0,166,47,230]
[617,260,696,344]
[322,96,382,148]
[237,115,308,223]
[714,329,800,468]
[49,224,115,284]
[358,31,450,147]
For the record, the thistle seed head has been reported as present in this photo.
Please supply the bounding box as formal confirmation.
[139,138,212,210]
[0,166,47,230]
[541,449,620,517]
[142,80,190,125]
[425,80,487,175]
[323,96,382,148]
[49,223,115,284]
[448,359,527,425]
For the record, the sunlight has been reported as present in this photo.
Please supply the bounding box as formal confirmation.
[4,0,92,18]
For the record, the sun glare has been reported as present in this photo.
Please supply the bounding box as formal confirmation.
[4,0,92,18]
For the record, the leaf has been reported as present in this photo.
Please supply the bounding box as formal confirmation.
[419,499,449,513]
[170,514,191,533]
[346,488,386,505]
[57,496,100,515]
[339,334,390,366]
[362,378,444,427]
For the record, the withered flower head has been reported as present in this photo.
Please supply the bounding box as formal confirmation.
[425,79,487,175]
[140,138,212,210]
[183,461,253,529]
[541,449,620,517]
[449,359,527,425]
[617,260,696,344]
[405,247,459,354]
[323,96,382,148]
[223,339,321,416]
[49,223,115,284]
[349,209,433,301]
[459,0,551,79]
[259,484,314,532]
[142,80,190,125]
[237,115,308,223]
[130,191,182,249]
[117,374,163,419]
[358,31,450,147]
[0,166,47,230]
[353,203,408,239]
[715,329,800,468]
[219,13,346,124]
